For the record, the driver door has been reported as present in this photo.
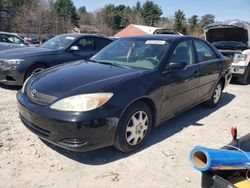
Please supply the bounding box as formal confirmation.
[160,40,200,119]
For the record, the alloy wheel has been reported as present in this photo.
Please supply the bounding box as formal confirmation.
[125,111,149,146]
[213,84,222,104]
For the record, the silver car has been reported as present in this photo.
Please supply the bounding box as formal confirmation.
[0,32,30,51]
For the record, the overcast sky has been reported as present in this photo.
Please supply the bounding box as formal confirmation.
[72,0,250,21]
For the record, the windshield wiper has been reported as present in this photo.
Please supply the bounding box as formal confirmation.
[88,59,131,69]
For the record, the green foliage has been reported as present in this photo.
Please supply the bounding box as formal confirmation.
[78,6,86,14]
[188,15,199,32]
[53,0,79,27]
[101,4,131,31]
[200,14,215,27]
[140,0,162,26]
[173,9,187,34]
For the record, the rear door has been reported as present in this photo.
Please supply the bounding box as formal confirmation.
[193,39,222,102]
[71,37,96,60]
[161,39,200,119]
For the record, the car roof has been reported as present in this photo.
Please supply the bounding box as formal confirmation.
[0,31,19,36]
[122,34,189,41]
[58,33,110,39]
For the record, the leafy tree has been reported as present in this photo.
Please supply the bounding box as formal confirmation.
[188,15,199,33]
[53,0,79,27]
[78,6,86,14]
[200,14,215,27]
[140,0,162,26]
[173,9,187,34]
[101,4,131,32]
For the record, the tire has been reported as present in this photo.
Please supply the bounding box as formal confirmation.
[24,64,48,81]
[238,67,250,85]
[204,81,223,108]
[114,101,153,153]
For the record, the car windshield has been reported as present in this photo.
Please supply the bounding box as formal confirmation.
[40,35,76,50]
[91,38,171,70]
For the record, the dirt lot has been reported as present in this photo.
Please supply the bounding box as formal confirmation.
[0,83,249,188]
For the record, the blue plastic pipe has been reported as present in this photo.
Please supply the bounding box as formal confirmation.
[189,146,250,172]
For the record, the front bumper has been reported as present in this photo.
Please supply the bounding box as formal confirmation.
[0,66,24,86]
[231,65,246,75]
[17,92,119,152]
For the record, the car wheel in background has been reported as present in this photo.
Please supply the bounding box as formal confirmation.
[114,101,153,153]
[24,64,48,81]
[205,81,223,108]
[238,66,250,85]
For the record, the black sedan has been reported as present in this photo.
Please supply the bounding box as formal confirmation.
[17,35,232,153]
[0,33,112,86]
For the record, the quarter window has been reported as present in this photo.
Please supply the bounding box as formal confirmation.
[170,40,195,65]
[194,40,217,62]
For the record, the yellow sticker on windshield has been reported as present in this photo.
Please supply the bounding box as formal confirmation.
[145,40,166,45]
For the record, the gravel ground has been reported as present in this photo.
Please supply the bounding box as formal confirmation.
[0,83,249,188]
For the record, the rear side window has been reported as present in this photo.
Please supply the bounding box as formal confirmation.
[75,38,94,51]
[194,40,217,62]
[170,40,195,65]
[95,38,111,51]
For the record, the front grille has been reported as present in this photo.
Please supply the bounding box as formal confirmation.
[27,86,57,106]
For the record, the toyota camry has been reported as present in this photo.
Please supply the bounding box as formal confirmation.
[17,35,232,152]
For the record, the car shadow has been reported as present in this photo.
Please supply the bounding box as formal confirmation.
[43,92,235,165]
[0,83,21,91]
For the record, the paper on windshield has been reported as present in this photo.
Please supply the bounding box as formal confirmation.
[65,36,76,40]
[145,40,166,45]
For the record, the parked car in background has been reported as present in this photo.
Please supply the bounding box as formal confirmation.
[0,33,112,86]
[204,21,250,84]
[17,35,232,153]
[0,32,31,51]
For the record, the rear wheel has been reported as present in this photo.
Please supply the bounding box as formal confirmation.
[114,101,153,153]
[204,81,223,108]
[24,64,48,81]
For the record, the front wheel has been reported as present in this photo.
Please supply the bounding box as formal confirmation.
[204,81,223,108]
[114,101,153,153]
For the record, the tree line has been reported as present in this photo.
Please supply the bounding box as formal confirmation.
[0,0,215,38]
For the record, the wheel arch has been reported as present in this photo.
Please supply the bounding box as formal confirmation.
[24,62,49,82]
[120,97,157,128]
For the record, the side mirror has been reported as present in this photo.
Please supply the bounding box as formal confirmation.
[166,62,187,71]
[69,46,80,51]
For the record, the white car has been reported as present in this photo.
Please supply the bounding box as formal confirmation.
[204,21,250,84]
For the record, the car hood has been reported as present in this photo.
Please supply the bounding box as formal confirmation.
[0,47,60,59]
[29,61,145,97]
[0,42,26,51]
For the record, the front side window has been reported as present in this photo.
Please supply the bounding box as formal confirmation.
[194,40,217,62]
[91,39,171,70]
[170,40,195,65]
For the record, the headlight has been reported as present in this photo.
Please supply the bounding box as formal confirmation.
[21,76,32,93]
[50,93,113,112]
[234,54,247,61]
[1,59,24,67]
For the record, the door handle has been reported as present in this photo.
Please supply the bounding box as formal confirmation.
[193,70,199,77]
